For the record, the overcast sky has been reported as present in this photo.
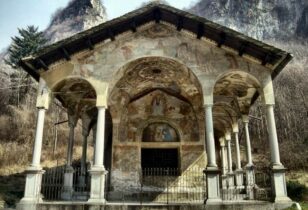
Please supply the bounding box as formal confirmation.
[0,0,196,51]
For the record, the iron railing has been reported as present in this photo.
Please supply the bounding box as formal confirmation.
[41,165,273,202]
[106,167,206,204]
[254,171,272,201]
[41,165,90,201]
[41,165,65,200]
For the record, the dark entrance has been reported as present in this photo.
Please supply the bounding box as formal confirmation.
[141,148,178,169]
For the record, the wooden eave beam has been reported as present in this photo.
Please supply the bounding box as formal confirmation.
[176,16,183,31]
[61,47,71,61]
[130,19,137,32]
[37,58,48,70]
[197,23,204,39]
[86,38,94,50]
[217,32,226,47]
[238,42,248,56]
[108,28,115,41]
[154,9,161,23]
[262,53,271,66]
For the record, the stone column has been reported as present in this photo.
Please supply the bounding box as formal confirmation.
[61,112,77,200]
[233,123,244,189]
[242,115,255,199]
[220,138,227,190]
[78,130,89,188]
[19,108,46,206]
[92,123,97,164]
[225,132,234,189]
[78,115,91,189]
[88,106,108,203]
[203,104,221,204]
[18,80,49,210]
[266,104,291,203]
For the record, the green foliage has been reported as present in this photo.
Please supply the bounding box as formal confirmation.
[4,25,46,106]
[287,181,308,201]
[5,25,47,68]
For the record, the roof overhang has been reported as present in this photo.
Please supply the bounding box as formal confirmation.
[19,2,293,82]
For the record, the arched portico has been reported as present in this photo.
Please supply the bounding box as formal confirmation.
[211,70,291,202]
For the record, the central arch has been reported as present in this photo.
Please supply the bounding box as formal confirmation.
[107,56,207,196]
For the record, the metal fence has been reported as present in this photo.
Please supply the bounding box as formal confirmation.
[254,171,272,201]
[41,166,272,202]
[41,165,90,201]
[106,167,206,204]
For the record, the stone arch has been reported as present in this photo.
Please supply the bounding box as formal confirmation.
[107,56,204,103]
[51,76,97,118]
[50,76,97,94]
[213,70,262,115]
[213,102,239,125]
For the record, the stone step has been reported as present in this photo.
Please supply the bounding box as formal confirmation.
[37,202,277,210]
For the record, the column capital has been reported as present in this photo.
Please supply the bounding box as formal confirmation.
[242,115,249,123]
[232,122,239,133]
[219,137,225,146]
[97,105,107,109]
[203,103,213,108]
[264,103,275,108]
[68,113,78,128]
[225,132,231,141]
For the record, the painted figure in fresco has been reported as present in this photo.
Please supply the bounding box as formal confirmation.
[142,123,178,142]
[162,128,173,141]
[152,95,165,115]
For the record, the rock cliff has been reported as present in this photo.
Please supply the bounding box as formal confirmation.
[44,0,107,43]
[189,0,308,40]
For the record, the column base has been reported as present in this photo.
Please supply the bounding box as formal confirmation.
[227,172,235,189]
[17,202,39,210]
[245,165,255,200]
[234,169,244,189]
[221,175,228,189]
[19,166,44,207]
[88,166,108,204]
[204,167,222,204]
[271,165,292,203]
[61,166,74,200]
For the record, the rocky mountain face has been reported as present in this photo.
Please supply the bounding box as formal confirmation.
[44,0,107,43]
[0,0,107,80]
[189,0,308,41]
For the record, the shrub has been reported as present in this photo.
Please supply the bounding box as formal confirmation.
[287,181,308,201]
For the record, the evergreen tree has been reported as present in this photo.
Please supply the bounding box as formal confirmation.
[6,25,47,67]
[5,26,47,106]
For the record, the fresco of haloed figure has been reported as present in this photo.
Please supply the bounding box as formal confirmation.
[142,123,179,142]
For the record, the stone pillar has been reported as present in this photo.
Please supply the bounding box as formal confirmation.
[61,113,77,200]
[203,104,221,204]
[19,108,46,206]
[18,80,49,210]
[88,106,108,203]
[92,123,97,164]
[242,115,255,199]
[225,132,234,189]
[220,138,228,190]
[78,115,91,189]
[233,123,244,189]
[78,130,89,188]
[266,105,291,203]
